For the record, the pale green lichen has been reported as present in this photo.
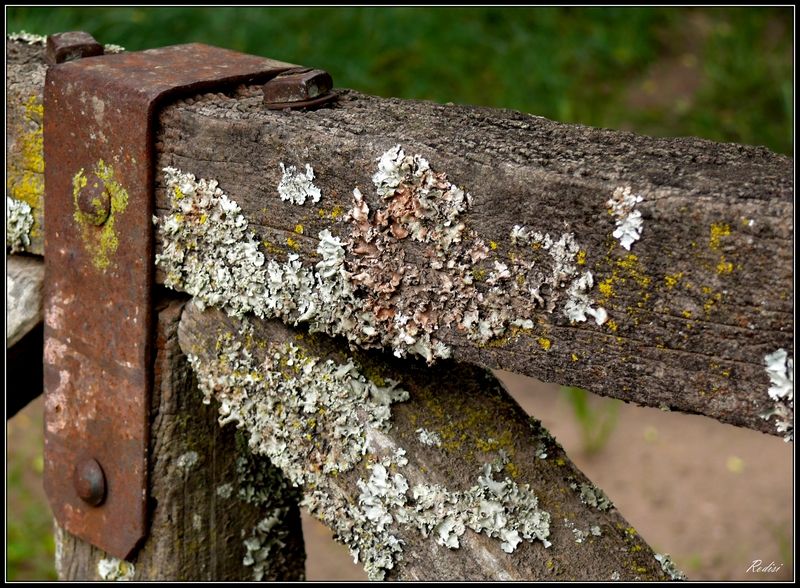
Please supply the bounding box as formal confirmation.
[654,552,686,580]
[307,451,551,580]
[563,518,602,543]
[416,428,442,447]
[216,483,234,499]
[176,451,199,470]
[760,349,793,441]
[187,322,409,486]
[6,196,34,253]
[571,481,613,511]
[242,508,291,581]
[97,557,135,581]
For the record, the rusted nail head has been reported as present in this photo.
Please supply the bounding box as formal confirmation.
[74,458,107,507]
[46,31,104,65]
[77,173,111,225]
[263,68,334,107]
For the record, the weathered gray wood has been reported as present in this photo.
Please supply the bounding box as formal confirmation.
[55,297,306,580]
[7,255,44,347]
[154,88,792,437]
[6,37,793,437]
[7,255,45,416]
[178,301,679,581]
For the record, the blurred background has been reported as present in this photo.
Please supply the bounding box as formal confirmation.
[6,6,793,581]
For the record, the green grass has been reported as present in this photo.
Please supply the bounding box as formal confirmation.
[7,7,792,153]
[6,410,58,581]
[561,386,621,455]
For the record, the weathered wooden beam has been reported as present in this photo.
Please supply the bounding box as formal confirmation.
[7,255,45,417]
[178,301,683,581]
[55,297,306,580]
[7,36,793,438]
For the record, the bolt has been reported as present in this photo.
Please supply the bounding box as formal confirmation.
[46,31,104,65]
[74,458,106,507]
[262,68,336,110]
[76,173,111,225]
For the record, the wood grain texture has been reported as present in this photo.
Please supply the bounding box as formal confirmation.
[154,86,792,436]
[55,297,305,581]
[179,301,675,581]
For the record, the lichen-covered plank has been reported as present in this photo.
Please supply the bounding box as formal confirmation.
[179,301,680,581]
[153,93,792,438]
[55,298,306,581]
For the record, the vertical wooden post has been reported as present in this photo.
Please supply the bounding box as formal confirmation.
[54,297,306,580]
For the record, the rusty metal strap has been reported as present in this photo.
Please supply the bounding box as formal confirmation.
[43,43,295,559]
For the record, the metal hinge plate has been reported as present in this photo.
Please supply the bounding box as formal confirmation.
[43,42,295,559]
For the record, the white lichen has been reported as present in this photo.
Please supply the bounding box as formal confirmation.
[157,153,613,369]
[760,348,794,441]
[611,571,620,581]
[277,163,321,205]
[508,226,607,326]
[564,271,608,326]
[411,459,551,554]
[188,324,408,487]
[6,196,34,253]
[216,483,234,499]
[176,450,199,470]
[655,552,686,580]
[104,43,126,53]
[607,185,644,250]
[7,30,47,44]
[97,557,135,581]
[573,482,613,511]
[242,508,291,581]
[416,428,442,447]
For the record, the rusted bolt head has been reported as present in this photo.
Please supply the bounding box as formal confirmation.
[74,458,106,506]
[263,68,335,110]
[46,31,104,65]
[76,173,111,225]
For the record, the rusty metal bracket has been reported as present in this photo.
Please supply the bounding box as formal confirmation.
[43,41,299,559]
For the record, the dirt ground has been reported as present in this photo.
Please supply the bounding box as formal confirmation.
[7,371,794,581]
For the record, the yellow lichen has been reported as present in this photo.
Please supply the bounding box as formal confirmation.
[681,310,692,319]
[576,250,586,265]
[294,223,304,234]
[7,95,45,240]
[71,160,129,271]
[261,240,283,255]
[598,279,614,299]
[606,320,618,333]
[716,260,733,274]
[664,272,683,289]
[285,237,300,251]
[538,337,551,351]
[709,223,731,250]
[489,241,498,250]
[471,268,487,281]
[571,353,579,362]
